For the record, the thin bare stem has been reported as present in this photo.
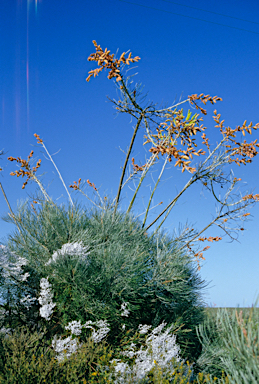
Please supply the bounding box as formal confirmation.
[126,117,174,215]
[113,112,144,218]
[74,188,104,210]
[0,182,26,244]
[134,201,164,219]
[142,154,169,228]
[40,142,74,207]
[126,152,158,215]
[156,98,189,113]
[30,174,51,202]
[144,175,198,232]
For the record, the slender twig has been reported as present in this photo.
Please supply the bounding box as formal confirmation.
[0,182,26,244]
[38,141,74,207]
[156,98,189,112]
[178,204,245,253]
[142,154,169,228]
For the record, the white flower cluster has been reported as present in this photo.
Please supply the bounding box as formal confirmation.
[0,244,29,280]
[120,302,130,317]
[20,294,37,309]
[45,241,90,266]
[83,319,110,343]
[52,319,110,361]
[0,245,36,309]
[110,322,182,383]
[52,334,82,362]
[38,277,56,321]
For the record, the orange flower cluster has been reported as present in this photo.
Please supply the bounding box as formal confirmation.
[69,178,82,191]
[242,194,259,201]
[8,150,41,190]
[86,179,97,191]
[30,200,39,215]
[69,178,98,192]
[34,133,43,144]
[213,111,259,166]
[198,236,222,242]
[86,40,140,83]
[186,243,209,271]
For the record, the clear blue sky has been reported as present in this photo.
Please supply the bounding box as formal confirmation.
[1,0,259,307]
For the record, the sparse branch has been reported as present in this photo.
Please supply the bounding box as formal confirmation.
[178,192,256,253]
[69,179,104,210]
[126,117,176,215]
[156,98,190,113]
[134,200,164,219]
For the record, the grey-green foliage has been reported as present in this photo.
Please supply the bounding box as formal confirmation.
[0,199,95,331]
[3,198,209,363]
[195,303,259,383]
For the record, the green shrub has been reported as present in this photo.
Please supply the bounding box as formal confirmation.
[4,200,209,364]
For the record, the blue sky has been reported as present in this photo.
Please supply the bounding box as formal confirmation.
[1,0,259,307]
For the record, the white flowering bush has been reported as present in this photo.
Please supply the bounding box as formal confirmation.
[35,254,196,381]
[45,241,90,266]
[38,277,56,321]
[37,277,193,381]
[0,244,39,331]
[109,322,185,383]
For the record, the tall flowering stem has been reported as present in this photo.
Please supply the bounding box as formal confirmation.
[85,40,259,265]
[3,40,259,269]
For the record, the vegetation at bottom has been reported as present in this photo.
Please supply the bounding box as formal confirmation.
[0,323,231,384]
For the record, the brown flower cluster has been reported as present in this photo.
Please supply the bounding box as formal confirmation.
[86,40,140,82]
[131,157,147,172]
[8,150,41,190]
[144,107,209,173]
[187,243,209,271]
[143,97,259,174]
[189,93,223,115]
[213,111,259,166]
[30,200,39,215]
[69,178,98,192]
